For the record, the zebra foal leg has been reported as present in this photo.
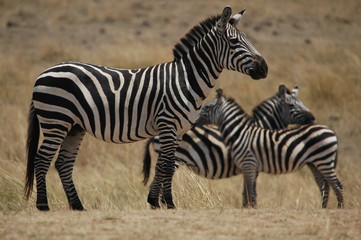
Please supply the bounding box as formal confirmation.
[314,159,344,208]
[323,171,344,208]
[55,126,85,210]
[241,166,258,208]
[307,164,330,208]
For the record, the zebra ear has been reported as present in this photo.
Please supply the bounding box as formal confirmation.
[291,85,299,97]
[216,88,223,100]
[279,84,288,100]
[229,9,245,28]
[217,6,232,34]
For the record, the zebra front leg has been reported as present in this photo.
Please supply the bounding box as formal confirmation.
[160,159,176,209]
[147,131,179,209]
[147,160,163,209]
[55,126,85,210]
[148,157,177,209]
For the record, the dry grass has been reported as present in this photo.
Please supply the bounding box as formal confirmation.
[0,0,361,239]
[1,209,360,240]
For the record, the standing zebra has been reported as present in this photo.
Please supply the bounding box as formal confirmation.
[25,6,268,210]
[195,89,344,208]
[142,85,315,204]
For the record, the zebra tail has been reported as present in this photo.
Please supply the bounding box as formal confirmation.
[142,139,153,185]
[24,102,39,200]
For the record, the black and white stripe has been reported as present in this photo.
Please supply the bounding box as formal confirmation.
[142,85,314,180]
[195,89,343,208]
[25,7,268,210]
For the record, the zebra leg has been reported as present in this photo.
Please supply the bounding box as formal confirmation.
[147,131,179,209]
[242,172,259,208]
[55,125,85,210]
[241,165,258,208]
[307,163,330,208]
[35,128,68,211]
[322,171,344,208]
[313,159,344,208]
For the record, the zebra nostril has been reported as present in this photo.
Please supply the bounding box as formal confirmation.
[306,112,315,123]
[258,58,268,76]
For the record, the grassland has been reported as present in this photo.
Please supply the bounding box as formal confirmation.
[0,0,360,239]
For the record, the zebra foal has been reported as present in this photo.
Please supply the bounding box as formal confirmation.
[25,6,267,210]
[195,89,344,208]
[142,85,315,206]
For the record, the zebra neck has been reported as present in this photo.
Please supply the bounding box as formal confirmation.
[219,109,253,147]
[177,41,222,100]
[252,98,286,130]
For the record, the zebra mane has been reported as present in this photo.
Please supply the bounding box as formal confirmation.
[252,87,291,116]
[224,96,248,116]
[173,15,221,60]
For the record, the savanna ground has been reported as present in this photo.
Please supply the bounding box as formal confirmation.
[0,0,360,239]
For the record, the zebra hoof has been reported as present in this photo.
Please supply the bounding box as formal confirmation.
[71,206,86,211]
[70,203,85,211]
[166,204,176,209]
[36,204,50,211]
[147,197,160,209]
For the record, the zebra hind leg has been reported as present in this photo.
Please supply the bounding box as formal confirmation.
[307,163,330,208]
[55,125,86,210]
[35,128,68,211]
[241,168,258,208]
[314,161,344,208]
[324,173,344,208]
[242,173,258,208]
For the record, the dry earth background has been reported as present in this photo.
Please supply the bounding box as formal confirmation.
[0,0,361,239]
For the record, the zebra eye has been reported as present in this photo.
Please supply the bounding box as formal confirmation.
[229,38,238,45]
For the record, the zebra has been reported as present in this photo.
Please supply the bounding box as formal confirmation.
[24,6,268,210]
[142,85,315,203]
[194,89,344,208]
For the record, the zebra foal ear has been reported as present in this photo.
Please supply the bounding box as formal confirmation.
[291,85,299,97]
[216,6,232,34]
[278,84,288,101]
[216,88,223,100]
[229,9,246,28]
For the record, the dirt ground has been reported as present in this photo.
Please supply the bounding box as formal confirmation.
[1,0,360,239]
[1,209,360,240]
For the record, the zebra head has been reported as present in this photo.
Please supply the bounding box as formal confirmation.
[278,85,315,125]
[196,89,225,126]
[196,88,245,127]
[216,7,268,80]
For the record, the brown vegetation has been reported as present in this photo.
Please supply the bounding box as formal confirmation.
[0,0,360,239]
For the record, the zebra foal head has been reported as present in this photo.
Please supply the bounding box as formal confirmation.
[217,7,268,80]
[278,85,315,125]
[195,88,231,126]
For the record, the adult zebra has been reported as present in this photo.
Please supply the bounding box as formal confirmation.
[25,6,268,210]
[195,89,344,208]
[142,85,315,204]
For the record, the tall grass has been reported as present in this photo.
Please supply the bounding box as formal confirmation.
[0,0,360,211]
